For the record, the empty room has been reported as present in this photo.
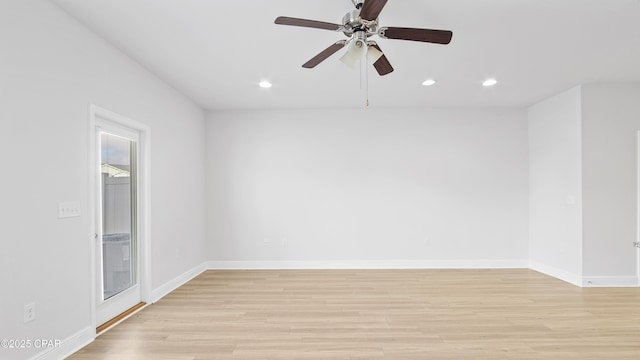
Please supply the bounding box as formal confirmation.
[2,0,640,359]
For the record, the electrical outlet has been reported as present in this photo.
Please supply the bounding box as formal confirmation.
[424,236,432,247]
[24,302,36,323]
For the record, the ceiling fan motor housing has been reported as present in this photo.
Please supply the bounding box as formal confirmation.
[342,10,360,34]
[342,9,378,37]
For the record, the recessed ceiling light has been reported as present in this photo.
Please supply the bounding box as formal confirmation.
[422,79,436,86]
[482,78,498,87]
[259,80,272,88]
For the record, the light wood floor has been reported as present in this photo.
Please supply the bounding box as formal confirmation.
[69,269,640,359]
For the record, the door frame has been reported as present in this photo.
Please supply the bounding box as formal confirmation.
[637,131,640,284]
[89,104,152,331]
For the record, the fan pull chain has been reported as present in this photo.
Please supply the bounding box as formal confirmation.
[366,57,370,106]
[365,48,370,106]
[359,56,363,90]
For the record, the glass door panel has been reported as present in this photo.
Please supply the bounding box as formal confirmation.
[100,132,137,301]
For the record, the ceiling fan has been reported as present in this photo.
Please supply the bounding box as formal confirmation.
[274,0,453,76]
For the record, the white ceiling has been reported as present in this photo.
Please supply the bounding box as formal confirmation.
[51,0,640,111]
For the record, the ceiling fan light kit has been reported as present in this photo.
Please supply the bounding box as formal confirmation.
[274,0,453,76]
[339,32,368,68]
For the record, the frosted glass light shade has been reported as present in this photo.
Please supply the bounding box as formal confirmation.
[340,40,367,68]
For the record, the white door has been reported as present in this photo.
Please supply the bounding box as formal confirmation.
[94,120,143,326]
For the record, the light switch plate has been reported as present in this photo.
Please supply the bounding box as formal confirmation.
[58,201,81,218]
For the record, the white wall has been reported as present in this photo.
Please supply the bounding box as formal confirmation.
[527,87,583,285]
[206,108,529,267]
[0,1,207,359]
[581,83,640,282]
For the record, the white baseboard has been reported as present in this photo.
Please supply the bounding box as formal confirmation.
[207,259,529,270]
[31,326,94,360]
[582,276,639,287]
[529,261,582,286]
[150,262,207,303]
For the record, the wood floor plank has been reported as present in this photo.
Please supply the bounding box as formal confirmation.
[68,269,640,359]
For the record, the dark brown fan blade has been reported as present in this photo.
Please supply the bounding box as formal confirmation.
[275,16,341,31]
[359,0,389,21]
[302,41,347,68]
[380,27,453,44]
[370,44,393,76]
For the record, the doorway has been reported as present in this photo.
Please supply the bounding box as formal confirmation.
[90,106,151,330]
